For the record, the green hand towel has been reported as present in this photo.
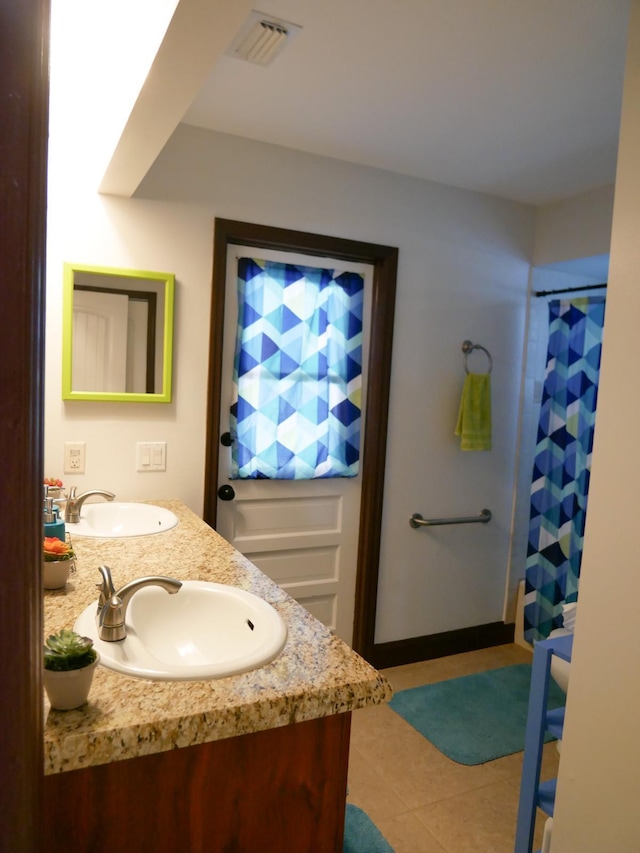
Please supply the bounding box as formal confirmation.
[455,373,492,451]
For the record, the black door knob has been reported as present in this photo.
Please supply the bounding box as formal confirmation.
[220,432,232,447]
[217,484,235,501]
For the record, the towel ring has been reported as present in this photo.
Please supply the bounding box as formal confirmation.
[462,340,493,374]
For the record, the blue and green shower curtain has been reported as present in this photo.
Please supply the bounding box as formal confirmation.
[524,296,606,642]
[230,257,364,480]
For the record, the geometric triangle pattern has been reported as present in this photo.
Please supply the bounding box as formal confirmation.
[230,257,363,479]
[524,296,606,642]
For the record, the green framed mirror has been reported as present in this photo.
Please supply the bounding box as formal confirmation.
[62,263,175,402]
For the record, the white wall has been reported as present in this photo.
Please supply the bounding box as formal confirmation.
[136,125,534,643]
[45,195,214,512]
[534,184,615,268]
[47,2,536,645]
[46,0,212,512]
[48,0,179,190]
[551,3,640,849]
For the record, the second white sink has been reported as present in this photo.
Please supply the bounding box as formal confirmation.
[70,502,179,538]
[74,580,288,681]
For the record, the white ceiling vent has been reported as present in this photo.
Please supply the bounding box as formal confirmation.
[226,10,302,67]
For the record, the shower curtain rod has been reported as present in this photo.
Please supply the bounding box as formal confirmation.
[534,282,607,298]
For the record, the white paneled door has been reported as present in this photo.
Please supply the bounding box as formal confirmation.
[72,290,128,392]
[216,246,372,645]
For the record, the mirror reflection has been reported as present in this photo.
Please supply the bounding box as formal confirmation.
[62,263,174,402]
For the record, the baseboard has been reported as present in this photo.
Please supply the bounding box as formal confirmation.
[370,621,515,670]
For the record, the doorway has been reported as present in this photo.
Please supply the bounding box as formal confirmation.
[216,245,373,644]
[203,220,398,661]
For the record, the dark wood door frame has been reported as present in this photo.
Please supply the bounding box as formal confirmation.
[203,219,398,662]
[1,0,49,848]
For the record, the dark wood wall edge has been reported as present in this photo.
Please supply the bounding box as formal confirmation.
[1,0,49,849]
[371,621,516,670]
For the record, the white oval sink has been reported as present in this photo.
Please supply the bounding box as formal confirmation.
[70,502,179,538]
[74,580,288,681]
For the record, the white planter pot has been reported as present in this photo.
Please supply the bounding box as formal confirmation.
[43,654,100,711]
[43,558,74,590]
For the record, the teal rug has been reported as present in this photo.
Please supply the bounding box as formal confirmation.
[344,804,394,852]
[389,663,566,765]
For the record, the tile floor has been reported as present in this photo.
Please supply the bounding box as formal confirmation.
[347,643,558,853]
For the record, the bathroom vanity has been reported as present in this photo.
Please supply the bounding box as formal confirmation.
[42,501,391,851]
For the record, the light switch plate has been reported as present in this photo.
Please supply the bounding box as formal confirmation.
[136,442,166,472]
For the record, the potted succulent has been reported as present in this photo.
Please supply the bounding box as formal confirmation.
[43,536,75,590]
[43,628,99,711]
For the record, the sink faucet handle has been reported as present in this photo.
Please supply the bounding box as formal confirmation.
[96,565,116,608]
[99,593,126,639]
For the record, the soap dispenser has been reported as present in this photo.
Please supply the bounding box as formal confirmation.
[43,489,66,542]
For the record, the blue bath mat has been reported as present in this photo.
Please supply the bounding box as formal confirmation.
[344,804,394,852]
[389,663,566,765]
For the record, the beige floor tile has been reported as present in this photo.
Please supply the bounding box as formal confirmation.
[355,718,507,810]
[374,810,448,853]
[414,777,549,853]
[346,645,557,851]
[382,657,462,692]
[540,739,561,778]
[347,744,408,822]
[445,643,533,676]
[350,701,416,748]
[478,736,561,783]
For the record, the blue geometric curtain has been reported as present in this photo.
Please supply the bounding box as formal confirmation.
[524,296,606,642]
[230,257,364,479]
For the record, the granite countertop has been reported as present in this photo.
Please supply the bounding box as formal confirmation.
[43,500,392,775]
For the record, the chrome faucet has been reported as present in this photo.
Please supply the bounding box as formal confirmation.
[95,565,182,642]
[65,486,116,523]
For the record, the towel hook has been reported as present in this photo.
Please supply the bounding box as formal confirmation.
[462,340,493,374]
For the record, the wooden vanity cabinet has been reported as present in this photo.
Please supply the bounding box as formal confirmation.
[43,712,351,852]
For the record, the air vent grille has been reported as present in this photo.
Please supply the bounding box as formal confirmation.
[227,10,302,67]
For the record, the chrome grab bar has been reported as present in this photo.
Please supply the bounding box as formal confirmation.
[409,508,492,528]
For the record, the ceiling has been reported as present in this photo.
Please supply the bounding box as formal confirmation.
[180,0,630,206]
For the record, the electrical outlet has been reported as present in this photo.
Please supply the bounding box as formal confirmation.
[64,442,86,474]
[136,442,167,472]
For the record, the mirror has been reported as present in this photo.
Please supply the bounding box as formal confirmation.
[62,263,174,402]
